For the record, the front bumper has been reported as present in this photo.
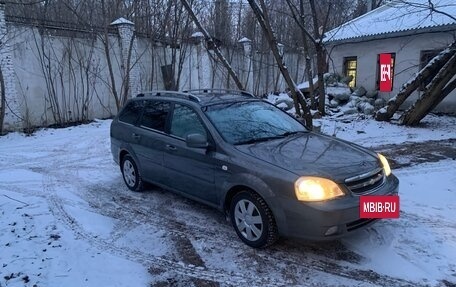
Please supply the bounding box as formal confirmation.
[274,174,399,241]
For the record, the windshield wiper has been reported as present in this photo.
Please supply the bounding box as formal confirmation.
[234,135,286,145]
[234,131,308,145]
[279,130,307,137]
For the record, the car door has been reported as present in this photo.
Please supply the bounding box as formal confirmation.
[163,103,217,204]
[112,100,144,161]
[134,100,171,185]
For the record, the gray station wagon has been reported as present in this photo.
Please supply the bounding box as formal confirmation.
[110,89,399,248]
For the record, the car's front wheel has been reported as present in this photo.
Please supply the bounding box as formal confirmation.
[230,191,278,248]
[121,154,143,192]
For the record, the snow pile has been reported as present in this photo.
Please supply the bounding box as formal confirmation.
[270,74,388,118]
[267,92,296,113]
[326,84,386,116]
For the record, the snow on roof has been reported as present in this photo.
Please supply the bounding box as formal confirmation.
[110,17,134,26]
[296,77,319,90]
[191,31,204,38]
[238,37,252,43]
[324,0,456,43]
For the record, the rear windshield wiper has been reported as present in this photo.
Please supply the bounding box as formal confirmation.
[234,135,286,145]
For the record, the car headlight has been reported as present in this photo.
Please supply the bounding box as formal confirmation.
[378,153,391,176]
[294,177,344,202]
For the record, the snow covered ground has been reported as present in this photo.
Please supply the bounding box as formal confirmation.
[0,116,455,286]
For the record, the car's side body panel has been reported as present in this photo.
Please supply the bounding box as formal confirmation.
[162,135,218,203]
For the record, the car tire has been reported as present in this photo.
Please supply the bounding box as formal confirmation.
[121,154,143,192]
[230,190,278,248]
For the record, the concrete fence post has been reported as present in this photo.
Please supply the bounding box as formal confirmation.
[239,37,253,92]
[191,31,211,89]
[110,17,140,99]
[0,1,22,131]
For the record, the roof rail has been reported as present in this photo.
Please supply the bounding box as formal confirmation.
[136,90,200,102]
[183,89,256,98]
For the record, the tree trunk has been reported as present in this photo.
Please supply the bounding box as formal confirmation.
[375,41,456,121]
[304,41,316,109]
[400,52,456,125]
[315,44,326,114]
[0,66,5,135]
[180,0,244,91]
[247,0,313,129]
[298,0,316,109]
[100,0,120,111]
[309,0,328,115]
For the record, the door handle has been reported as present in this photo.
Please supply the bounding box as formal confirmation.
[165,144,177,151]
[132,133,141,140]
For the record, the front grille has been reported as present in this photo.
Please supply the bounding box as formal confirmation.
[345,168,385,195]
[346,218,379,232]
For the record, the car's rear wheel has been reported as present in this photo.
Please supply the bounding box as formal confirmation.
[121,154,143,192]
[230,191,278,248]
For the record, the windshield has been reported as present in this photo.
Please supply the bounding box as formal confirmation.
[204,101,307,145]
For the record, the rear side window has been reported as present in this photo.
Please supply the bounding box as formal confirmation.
[140,101,170,132]
[118,100,143,125]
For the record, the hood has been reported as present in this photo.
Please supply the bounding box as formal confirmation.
[234,132,380,182]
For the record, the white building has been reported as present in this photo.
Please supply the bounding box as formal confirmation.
[324,0,456,114]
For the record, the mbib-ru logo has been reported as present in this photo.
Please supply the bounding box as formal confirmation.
[359,195,400,218]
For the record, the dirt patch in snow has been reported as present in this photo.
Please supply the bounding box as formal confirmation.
[376,138,456,169]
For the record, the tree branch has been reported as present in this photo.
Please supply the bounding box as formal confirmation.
[180,0,244,90]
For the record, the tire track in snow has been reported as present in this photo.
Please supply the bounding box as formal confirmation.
[49,169,421,287]
[9,136,428,286]
[46,195,293,286]
[40,170,293,286]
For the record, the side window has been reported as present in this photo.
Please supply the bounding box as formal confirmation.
[170,104,207,139]
[140,101,170,132]
[118,100,143,125]
[343,56,357,88]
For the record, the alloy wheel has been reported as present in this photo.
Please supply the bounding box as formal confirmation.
[234,199,264,241]
[122,159,136,187]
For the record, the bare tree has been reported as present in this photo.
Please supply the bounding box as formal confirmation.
[213,0,231,43]
[285,0,353,115]
[352,0,387,17]
[180,0,244,90]
[308,0,328,115]
[247,0,312,128]
[396,0,456,22]
[158,0,193,91]
[285,0,317,108]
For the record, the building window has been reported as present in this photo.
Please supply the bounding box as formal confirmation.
[419,49,442,90]
[343,57,357,88]
[376,53,396,91]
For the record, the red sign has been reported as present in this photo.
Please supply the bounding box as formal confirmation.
[359,195,400,218]
[379,53,393,92]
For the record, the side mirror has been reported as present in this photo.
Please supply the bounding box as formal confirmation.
[186,133,208,148]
